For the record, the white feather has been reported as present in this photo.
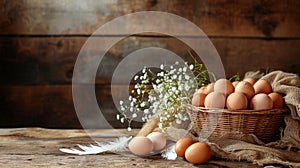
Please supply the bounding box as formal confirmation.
[59,136,132,155]
[161,143,178,160]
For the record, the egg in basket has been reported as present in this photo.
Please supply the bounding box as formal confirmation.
[188,78,288,143]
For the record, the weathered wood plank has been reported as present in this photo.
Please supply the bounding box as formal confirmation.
[0,128,262,168]
[0,128,138,138]
[0,0,299,38]
[0,85,141,128]
[0,36,299,85]
[0,154,261,168]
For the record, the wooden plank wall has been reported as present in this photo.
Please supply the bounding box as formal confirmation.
[0,0,299,128]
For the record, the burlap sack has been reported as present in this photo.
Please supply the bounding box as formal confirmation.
[260,71,300,119]
[137,71,300,167]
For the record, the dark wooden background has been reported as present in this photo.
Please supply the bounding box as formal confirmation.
[0,0,299,128]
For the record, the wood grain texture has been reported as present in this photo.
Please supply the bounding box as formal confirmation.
[0,128,262,168]
[0,0,299,129]
[0,85,141,128]
[0,36,299,85]
[0,0,299,37]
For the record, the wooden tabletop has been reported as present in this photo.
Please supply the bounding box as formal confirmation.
[0,128,261,168]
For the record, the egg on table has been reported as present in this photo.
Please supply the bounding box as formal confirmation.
[128,136,153,156]
[174,137,195,157]
[185,142,211,164]
[146,132,167,151]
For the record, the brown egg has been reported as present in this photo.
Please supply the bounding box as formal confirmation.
[174,138,195,157]
[128,137,153,156]
[250,93,273,110]
[196,87,206,94]
[268,92,284,108]
[204,91,226,109]
[146,132,167,151]
[232,81,239,88]
[235,81,255,99]
[214,79,234,96]
[243,78,256,85]
[226,92,248,110]
[185,142,211,164]
[253,80,272,94]
[204,83,214,94]
[192,93,206,107]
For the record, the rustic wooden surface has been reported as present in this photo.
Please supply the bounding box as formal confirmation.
[1,0,299,37]
[0,0,299,128]
[0,85,138,128]
[0,128,262,168]
[0,37,299,85]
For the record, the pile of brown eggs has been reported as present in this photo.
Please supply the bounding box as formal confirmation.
[192,78,284,110]
[174,138,211,164]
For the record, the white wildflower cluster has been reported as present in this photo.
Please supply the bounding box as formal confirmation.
[117,61,200,130]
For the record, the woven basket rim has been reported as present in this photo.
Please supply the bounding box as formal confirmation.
[184,104,289,115]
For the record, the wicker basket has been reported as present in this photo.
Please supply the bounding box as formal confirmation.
[185,104,289,143]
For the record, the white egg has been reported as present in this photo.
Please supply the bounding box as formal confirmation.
[146,132,167,151]
[128,137,153,156]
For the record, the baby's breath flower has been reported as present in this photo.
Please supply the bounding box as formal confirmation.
[132,98,137,103]
[170,69,176,74]
[158,123,163,129]
[117,60,209,131]
[178,75,182,81]
[140,102,146,107]
[171,87,176,92]
[143,73,147,79]
[178,85,183,91]
[176,119,182,124]
[185,85,190,91]
[137,89,141,95]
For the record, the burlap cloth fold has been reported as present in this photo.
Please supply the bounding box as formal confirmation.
[137,71,300,167]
